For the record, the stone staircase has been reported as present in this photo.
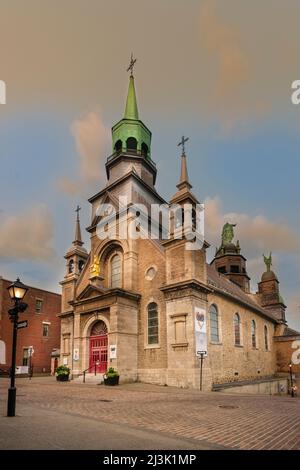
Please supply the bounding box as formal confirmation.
[73,372,104,385]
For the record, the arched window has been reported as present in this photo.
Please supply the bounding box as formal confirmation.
[264,325,269,351]
[114,139,122,152]
[110,253,122,288]
[78,259,85,272]
[174,207,184,229]
[126,137,137,151]
[234,313,241,346]
[209,304,219,342]
[141,142,149,157]
[91,320,107,336]
[147,302,159,344]
[251,320,257,348]
[68,259,74,274]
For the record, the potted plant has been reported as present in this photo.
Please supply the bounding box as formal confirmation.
[56,365,70,382]
[103,367,119,386]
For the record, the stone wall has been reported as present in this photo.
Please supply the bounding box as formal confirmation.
[207,292,277,385]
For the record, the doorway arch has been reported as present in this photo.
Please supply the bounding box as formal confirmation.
[89,320,108,373]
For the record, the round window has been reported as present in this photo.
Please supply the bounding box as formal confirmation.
[145,267,156,281]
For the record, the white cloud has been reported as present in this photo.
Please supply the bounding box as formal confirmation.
[0,205,55,261]
[205,196,300,254]
[71,111,110,184]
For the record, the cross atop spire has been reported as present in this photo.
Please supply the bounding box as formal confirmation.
[178,135,189,155]
[124,57,139,120]
[126,53,137,77]
[176,136,192,191]
[73,205,83,246]
[75,205,81,221]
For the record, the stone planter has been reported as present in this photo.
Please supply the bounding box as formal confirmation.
[56,374,69,382]
[104,375,119,386]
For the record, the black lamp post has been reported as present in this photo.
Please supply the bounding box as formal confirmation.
[289,363,294,398]
[7,278,29,417]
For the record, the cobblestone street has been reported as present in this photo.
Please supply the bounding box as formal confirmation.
[0,377,299,450]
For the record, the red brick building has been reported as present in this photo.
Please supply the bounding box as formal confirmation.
[0,276,61,374]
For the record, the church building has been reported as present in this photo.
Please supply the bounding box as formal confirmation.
[59,63,297,391]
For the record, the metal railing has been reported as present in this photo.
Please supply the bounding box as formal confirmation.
[81,364,98,383]
[106,148,155,166]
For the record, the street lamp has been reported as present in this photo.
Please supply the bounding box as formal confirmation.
[289,363,294,398]
[7,278,29,417]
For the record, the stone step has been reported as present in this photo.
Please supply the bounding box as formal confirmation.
[73,373,104,384]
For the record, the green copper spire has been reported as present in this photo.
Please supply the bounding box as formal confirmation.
[124,75,139,120]
[111,56,152,159]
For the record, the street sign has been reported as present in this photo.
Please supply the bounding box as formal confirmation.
[17,320,28,329]
[197,350,207,356]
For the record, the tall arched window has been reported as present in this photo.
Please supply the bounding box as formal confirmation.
[234,313,241,346]
[147,302,159,344]
[251,320,257,348]
[264,325,269,351]
[209,304,219,342]
[110,254,122,288]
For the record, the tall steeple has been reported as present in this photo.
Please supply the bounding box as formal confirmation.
[64,206,88,278]
[111,55,152,159]
[171,136,196,202]
[177,152,192,191]
[73,205,83,247]
[124,75,139,120]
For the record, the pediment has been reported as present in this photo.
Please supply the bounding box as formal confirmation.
[76,283,106,301]
[90,190,120,228]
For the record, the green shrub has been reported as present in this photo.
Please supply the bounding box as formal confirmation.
[106,367,119,378]
[56,365,70,376]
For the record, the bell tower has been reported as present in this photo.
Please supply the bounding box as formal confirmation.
[64,206,88,278]
[257,253,286,323]
[105,54,156,187]
[210,223,250,292]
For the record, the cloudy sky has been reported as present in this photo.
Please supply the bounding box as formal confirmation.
[0,0,300,330]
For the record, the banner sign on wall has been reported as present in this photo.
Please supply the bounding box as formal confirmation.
[194,307,207,357]
[73,348,79,361]
[110,345,117,359]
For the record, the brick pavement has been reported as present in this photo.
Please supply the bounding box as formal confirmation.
[0,377,299,450]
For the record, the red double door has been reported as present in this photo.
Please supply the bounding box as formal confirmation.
[89,335,108,373]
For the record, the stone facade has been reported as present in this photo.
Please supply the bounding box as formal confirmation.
[59,71,298,391]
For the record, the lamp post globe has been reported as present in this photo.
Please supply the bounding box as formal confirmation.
[8,278,29,302]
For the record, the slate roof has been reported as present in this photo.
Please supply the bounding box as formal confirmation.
[283,326,300,336]
[206,264,278,323]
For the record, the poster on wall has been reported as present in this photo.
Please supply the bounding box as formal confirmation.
[194,307,207,357]
[73,348,79,361]
[109,345,117,359]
